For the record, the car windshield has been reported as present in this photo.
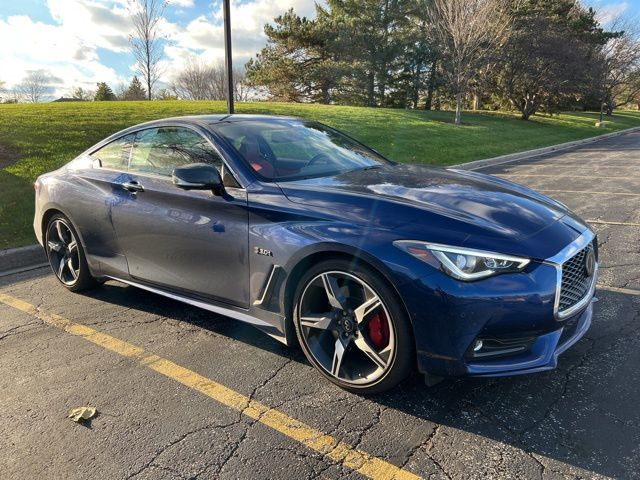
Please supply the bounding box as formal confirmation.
[213,120,390,181]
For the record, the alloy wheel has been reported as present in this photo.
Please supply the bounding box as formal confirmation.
[46,219,80,286]
[297,271,396,385]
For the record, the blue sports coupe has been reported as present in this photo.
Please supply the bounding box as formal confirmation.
[34,115,598,393]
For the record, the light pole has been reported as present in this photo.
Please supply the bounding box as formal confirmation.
[223,0,234,114]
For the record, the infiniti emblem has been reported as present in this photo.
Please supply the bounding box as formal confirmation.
[584,249,595,277]
[342,318,354,333]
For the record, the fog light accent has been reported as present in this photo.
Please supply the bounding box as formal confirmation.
[473,340,483,352]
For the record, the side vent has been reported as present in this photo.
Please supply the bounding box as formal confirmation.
[253,265,282,306]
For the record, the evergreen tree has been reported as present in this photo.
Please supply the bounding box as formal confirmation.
[246,8,349,103]
[316,0,413,106]
[246,2,418,106]
[124,76,147,100]
[94,82,116,101]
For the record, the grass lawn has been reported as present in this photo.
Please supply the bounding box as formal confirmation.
[1,100,639,249]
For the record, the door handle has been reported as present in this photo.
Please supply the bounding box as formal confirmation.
[121,180,145,193]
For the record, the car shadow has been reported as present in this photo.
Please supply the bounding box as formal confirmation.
[82,281,638,479]
[83,281,299,360]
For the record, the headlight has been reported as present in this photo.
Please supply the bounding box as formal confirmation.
[393,241,530,281]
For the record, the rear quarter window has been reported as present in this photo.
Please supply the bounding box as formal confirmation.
[90,134,134,170]
[89,135,135,170]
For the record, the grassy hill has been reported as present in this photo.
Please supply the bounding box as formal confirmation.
[1,100,639,249]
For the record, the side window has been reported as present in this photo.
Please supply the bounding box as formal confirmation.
[90,134,134,170]
[129,127,224,177]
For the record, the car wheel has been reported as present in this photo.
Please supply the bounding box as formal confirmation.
[45,214,98,292]
[293,259,414,394]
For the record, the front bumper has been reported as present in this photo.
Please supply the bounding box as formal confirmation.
[411,288,594,378]
[396,234,597,378]
[465,300,592,377]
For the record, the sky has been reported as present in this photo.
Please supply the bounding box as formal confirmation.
[0,0,638,100]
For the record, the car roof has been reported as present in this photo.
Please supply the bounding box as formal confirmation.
[127,114,302,130]
[90,114,306,156]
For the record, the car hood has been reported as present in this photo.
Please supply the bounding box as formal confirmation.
[277,164,588,258]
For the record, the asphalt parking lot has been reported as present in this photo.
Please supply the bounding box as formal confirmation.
[1,131,639,480]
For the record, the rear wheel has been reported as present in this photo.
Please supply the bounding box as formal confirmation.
[293,259,414,394]
[45,214,98,292]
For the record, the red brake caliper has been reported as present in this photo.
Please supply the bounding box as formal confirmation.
[367,310,390,349]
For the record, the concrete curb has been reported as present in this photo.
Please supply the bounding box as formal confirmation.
[451,125,640,171]
[1,125,639,273]
[0,244,47,276]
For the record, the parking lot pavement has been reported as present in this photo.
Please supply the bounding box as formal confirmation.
[1,132,639,480]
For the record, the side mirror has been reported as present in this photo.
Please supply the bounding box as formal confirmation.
[172,163,224,194]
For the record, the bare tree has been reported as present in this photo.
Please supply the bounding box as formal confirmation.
[129,0,166,100]
[233,67,249,102]
[171,58,219,100]
[427,0,510,125]
[18,70,49,103]
[114,82,128,100]
[69,86,94,101]
[171,58,248,101]
[597,28,640,115]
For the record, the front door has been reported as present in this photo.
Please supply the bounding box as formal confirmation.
[110,126,250,308]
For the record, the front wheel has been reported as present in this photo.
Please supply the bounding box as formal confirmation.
[293,259,414,394]
[45,214,98,292]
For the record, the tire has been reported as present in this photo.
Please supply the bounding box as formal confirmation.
[45,213,98,292]
[293,258,414,394]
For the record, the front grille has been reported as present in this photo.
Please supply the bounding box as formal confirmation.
[558,242,595,313]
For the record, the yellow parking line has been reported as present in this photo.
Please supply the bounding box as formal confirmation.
[498,174,633,180]
[515,164,640,168]
[587,220,640,227]
[0,292,421,480]
[509,167,640,173]
[597,285,640,296]
[537,189,640,197]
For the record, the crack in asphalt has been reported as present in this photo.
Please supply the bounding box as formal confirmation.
[125,417,246,480]
[348,402,388,454]
[525,451,546,480]
[423,427,452,480]
[212,359,297,478]
[213,420,252,478]
[398,423,448,479]
[0,320,41,341]
[125,359,299,480]
[518,337,596,441]
[246,358,294,404]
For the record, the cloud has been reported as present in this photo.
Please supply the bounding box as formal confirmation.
[0,0,322,99]
[168,0,319,63]
[46,0,132,52]
[0,13,122,99]
[85,3,130,30]
[582,0,629,25]
[169,0,194,6]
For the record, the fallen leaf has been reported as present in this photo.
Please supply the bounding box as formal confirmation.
[67,406,97,423]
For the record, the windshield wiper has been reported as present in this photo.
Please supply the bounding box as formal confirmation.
[347,165,382,174]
